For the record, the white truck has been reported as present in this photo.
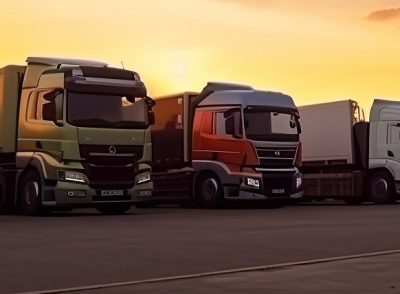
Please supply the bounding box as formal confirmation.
[299,99,400,204]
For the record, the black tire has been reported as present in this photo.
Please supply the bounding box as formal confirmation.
[368,171,395,204]
[19,170,44,216]
[96,203,132,215]
[195,173,223,208]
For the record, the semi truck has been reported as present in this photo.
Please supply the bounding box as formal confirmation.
[299,99,400,204]
[150,82,303,208]
[0,57,154,215]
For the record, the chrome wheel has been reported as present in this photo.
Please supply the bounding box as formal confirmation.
[369,171,395,204]
[202,178,219,201]
[24,181,39,206]
[19,170,43,215]
[371,178,388,198]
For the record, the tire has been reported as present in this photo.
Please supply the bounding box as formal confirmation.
[19,170,44,216]
[195,173,223,208]
[368,171,395,204]
[96,203,132,215]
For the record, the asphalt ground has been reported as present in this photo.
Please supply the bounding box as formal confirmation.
[0,203,399,293]
[79,252,400,294]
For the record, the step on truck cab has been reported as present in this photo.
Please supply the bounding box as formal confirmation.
[299,99,400,204]
[0,57,154,215]
[151,82,303,208]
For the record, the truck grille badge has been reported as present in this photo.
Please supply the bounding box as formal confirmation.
[109,145,117,154]
[275,151,281,156]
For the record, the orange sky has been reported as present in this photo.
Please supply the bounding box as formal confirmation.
[1,0,400,114]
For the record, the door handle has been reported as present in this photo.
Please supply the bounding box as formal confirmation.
[388,150,394,157]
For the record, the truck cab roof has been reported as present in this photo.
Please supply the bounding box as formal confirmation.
[198,90,297,110]
[26,57,108,68]
[370,99,400,122]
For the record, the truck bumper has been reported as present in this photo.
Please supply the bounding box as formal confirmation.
[42,180,153,207]
[223,170,303,201]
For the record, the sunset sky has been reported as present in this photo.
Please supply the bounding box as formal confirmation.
[1,0,400,114]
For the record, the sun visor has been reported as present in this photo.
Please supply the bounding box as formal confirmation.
[65,76,147,97]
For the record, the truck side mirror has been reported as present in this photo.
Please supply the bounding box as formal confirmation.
[225,115,242,139]
[296,119,302,134]
[42,89,64,126]
[225,116,235,135]
[148,111,155,125]
[42,101,57,122]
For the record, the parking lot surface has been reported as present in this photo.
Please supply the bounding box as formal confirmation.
[1,203,400,293]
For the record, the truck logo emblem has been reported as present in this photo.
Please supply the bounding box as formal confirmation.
[274,151,281,156]
[109,145,117,154]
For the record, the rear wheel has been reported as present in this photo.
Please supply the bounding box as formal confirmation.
[19,170,44,216]
[368,171,395,204]
[96,203,132,215]
[195,173,223,208]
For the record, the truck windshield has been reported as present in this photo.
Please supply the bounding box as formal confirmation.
[244,109,299,141]
[67,92,149,129]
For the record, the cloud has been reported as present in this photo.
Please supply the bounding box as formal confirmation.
[366,7,400,21]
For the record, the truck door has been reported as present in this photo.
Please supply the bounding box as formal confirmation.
[18,89,65,159]
[192,108,257,173]
[388,123,400,160]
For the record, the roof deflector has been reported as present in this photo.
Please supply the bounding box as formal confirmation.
[26,57,108,68]
[191,82,253,108]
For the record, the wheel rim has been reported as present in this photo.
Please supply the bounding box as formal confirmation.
[202,178,218,201]
[24,181,39,206]
[372,178,388,199]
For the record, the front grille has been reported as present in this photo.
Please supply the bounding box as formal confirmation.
[256,147,297,168]
[262,175,295,197]
[80,145,142,189]
[80,145,143,162]
[93,191,130,202]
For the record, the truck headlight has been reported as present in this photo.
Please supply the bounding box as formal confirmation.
[296,175,302,189]
[137,172,151,184]
[245,177,260,189]
[58,171,88,184]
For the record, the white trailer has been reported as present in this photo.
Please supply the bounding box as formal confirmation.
[299,99,400,204]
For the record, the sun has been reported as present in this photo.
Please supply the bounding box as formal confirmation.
[171,57,188,78]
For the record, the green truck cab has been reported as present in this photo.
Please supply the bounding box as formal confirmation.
[0,57,154,215]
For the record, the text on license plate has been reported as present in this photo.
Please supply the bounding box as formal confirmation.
[272,189,285,194]
[101,190,124,196]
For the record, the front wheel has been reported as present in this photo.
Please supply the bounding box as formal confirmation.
[368,171,395,204]
[195,173,223,208]
[96,203,132,215]
[19,170,44,216]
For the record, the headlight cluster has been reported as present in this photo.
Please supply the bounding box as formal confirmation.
[58,170,88,184]
[296,174,302,189]
[137,172,151,184]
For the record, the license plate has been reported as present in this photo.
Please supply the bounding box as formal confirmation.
[272,188,285,194]
[100,190,124,196]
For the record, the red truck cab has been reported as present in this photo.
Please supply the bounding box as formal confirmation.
[151,83,303,207]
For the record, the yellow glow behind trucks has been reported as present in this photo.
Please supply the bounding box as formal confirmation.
[0,57,154,215]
